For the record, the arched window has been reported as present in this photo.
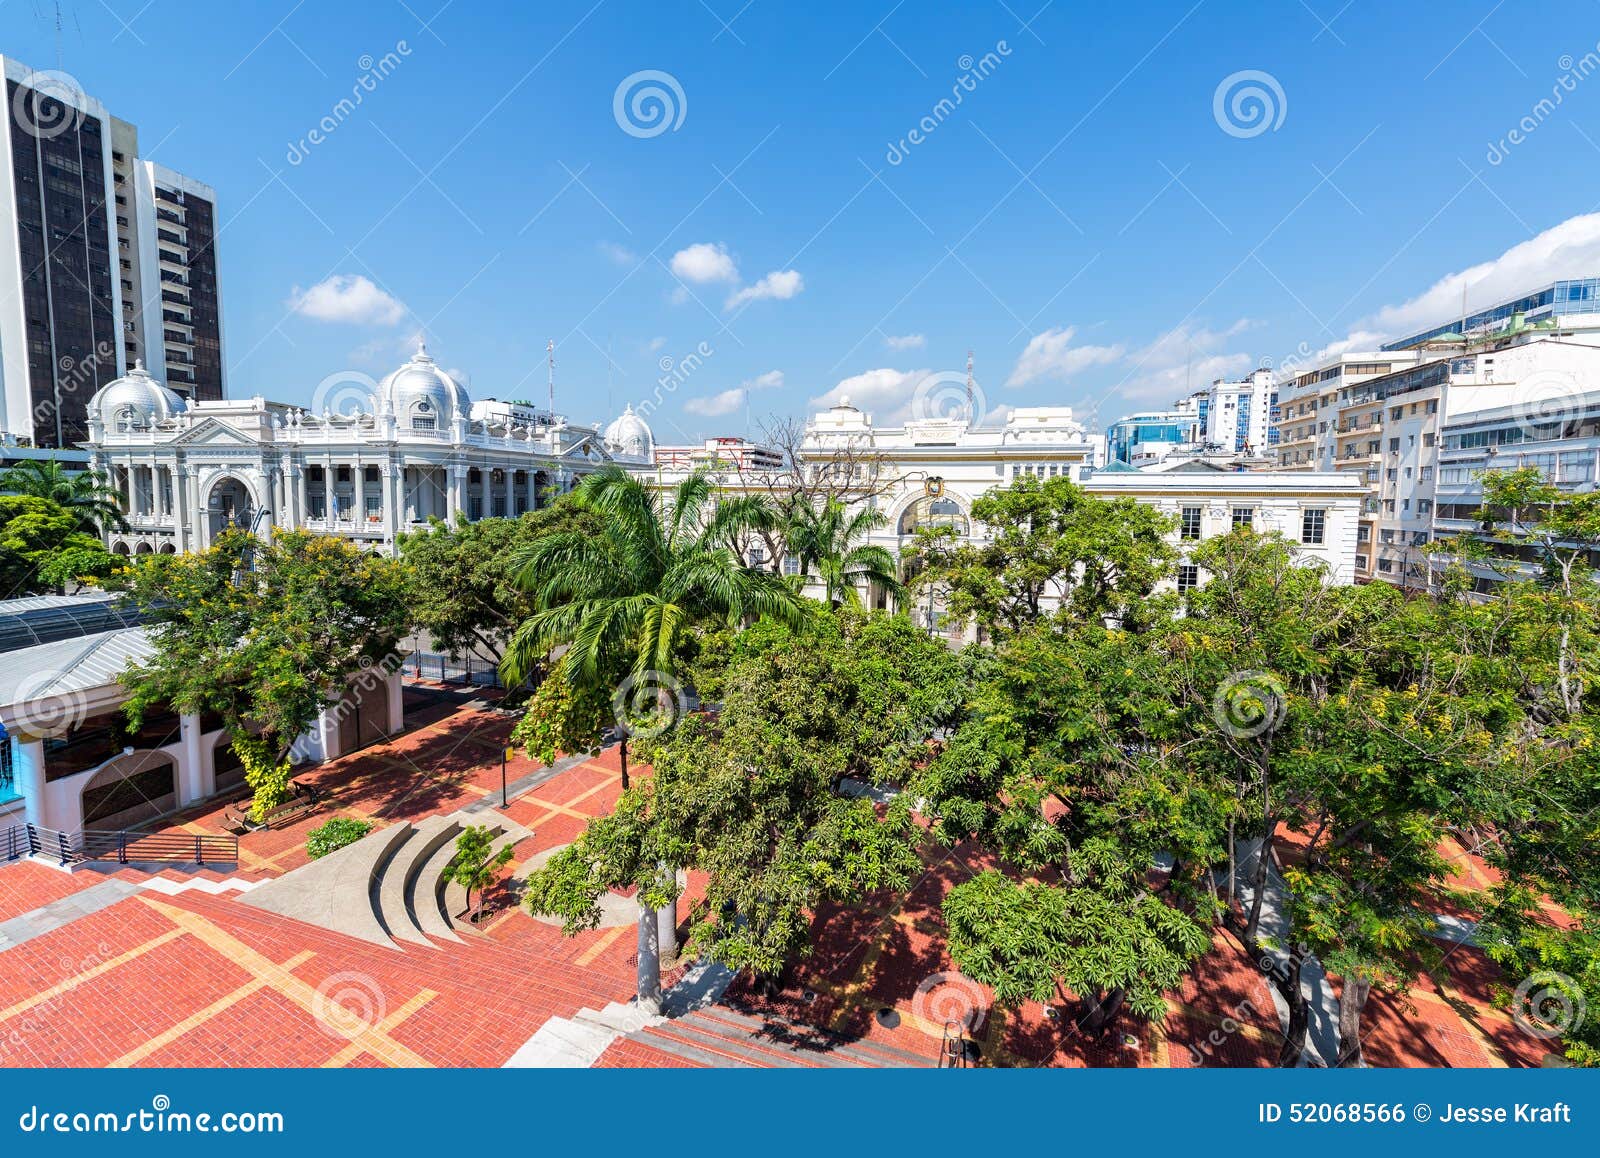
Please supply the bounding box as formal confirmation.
[411,399,436,431]
[898,496,969,536]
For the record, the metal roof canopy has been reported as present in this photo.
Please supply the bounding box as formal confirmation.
[0,593,148,655]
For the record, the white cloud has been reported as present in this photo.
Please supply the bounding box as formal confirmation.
[288,274,406,326]
[646,336,668,352]
[351,327,426,365]
[670,242,738,283]
[809,367,928,425]
[726,269,804,310]
[685,387,747,417]
[740,369,785,390]
[1359,214,1600,341]
[884,333,926,351]
[1006,326,1125,387]
[599,241,637,265]
[1116,320,1256,402]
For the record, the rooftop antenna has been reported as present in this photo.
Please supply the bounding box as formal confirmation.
[546,338,555,417]
[965,349,975,423]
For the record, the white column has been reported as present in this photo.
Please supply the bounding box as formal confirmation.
[354,460,366,538]
[13,738,45,828]
[178,712,209,803]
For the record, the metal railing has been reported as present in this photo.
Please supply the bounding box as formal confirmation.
[77,829,237,865]
[0,823,236,866]
[404,650,523,689]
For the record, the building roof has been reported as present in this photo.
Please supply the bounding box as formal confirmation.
[0,593,147,655]
[0,627,153,712]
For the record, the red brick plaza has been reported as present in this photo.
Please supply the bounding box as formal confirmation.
[0,683,1561,1069]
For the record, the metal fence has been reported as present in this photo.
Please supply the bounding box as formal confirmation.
[403,650,534,690]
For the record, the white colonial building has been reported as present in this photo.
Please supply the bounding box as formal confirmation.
[84,345,636,557]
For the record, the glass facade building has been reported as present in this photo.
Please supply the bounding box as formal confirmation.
[1382,278,1600,351]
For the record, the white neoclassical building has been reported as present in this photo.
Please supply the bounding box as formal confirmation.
[84,345,640,557]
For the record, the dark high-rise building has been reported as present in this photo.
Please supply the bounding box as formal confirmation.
[0,57,224,449]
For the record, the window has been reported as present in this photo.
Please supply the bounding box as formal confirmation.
[783,554,801,576]
[1389,438,1400,452]
[365,494,381,521]
[468,496,483,520]
[308,494,327,519]
[1301,508,1326,545]
[1180,506,1202,540]
[1357,526,1370,542]
[1418,499,1433,514]
[1231,507,1253,530]
[1176,564,1199,592]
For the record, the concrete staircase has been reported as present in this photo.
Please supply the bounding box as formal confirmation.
[239,812,531,949]
[618,1005,933,1068]
[505,999,665,1068]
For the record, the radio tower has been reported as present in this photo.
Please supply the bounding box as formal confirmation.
[546,339,555,417]
[965,349,975,424]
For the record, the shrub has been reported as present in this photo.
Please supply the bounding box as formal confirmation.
[306,817,374,859]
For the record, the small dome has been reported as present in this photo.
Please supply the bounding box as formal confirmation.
[91,362,188,431]
[379,342,470,424]
[603,404,654,460]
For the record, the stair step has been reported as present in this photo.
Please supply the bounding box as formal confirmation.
[238,821,415,948]
[380,814,463,947]
[639,1022,814,1068]
[684,1005,927,1068]
[657,1017,855,1068]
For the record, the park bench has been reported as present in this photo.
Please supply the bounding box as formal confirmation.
[221,779,326,833]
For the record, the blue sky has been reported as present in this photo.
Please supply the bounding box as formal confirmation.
[6,0,1600,447]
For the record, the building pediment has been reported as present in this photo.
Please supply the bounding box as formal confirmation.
[167,418,265,449]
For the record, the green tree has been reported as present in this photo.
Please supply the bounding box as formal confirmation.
[0,494,112,596]
[443,824,516,919]
[1,458,127,535]
[111,530,410,820]
[905,475,1176,638]
[522,612,965,994]
[783,496,902,607]
[501,466,805,786]
[397,502,602,670]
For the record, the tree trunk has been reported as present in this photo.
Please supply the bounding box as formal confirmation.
[636,902,662,1015]
[1335,974,1371,1068]
[656,873,678,963]
[1242,828,1272,944]
[619,735,630,791]
[1275,951,1308,1067]
[1080,987,1125,1035]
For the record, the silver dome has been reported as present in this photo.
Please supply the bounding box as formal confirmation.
[602,404,655,461]
[379,343,470,425]
[91,362,188,431]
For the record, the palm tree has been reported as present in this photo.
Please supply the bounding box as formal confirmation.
[502,466,806,768]
[784,497,902,608]
[2,459,127,535]
[501,465,805,1012]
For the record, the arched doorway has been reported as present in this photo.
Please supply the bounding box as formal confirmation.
[204,476,256,545]
[112,541,131,556]
[134,541,153,556]
[80,751,178,830]
[157,542,176,555]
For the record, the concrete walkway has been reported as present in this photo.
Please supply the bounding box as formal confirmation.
[0,875,142,952]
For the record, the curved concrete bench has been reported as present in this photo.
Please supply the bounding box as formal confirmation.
[412,823,504,944]
[240,821,415,948]
[441,825,520,933]
[378,814,462,947]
